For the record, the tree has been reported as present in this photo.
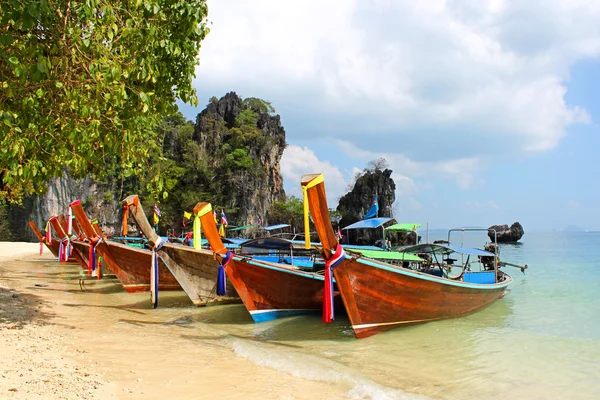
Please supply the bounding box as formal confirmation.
[367,158,389,172]
[267,196,305,233]
[0,0,210,203]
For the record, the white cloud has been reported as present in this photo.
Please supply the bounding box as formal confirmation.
[280,145,348,201]
[334,139,482,191]
[195,0,598,162]
[464,201,482,209]
[488,200,500,210]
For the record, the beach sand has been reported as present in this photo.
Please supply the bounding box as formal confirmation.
[0,242,349,399]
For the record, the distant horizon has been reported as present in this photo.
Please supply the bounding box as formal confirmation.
[180,0,600,233]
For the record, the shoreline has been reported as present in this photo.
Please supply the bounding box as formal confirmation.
[0,242,352,399]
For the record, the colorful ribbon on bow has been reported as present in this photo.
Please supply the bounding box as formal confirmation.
[121,196,140,236]
[301,174,324,249]
[88,237,102,279]
[58,237,71,262]
[45,221,52,245]
[323,244,346,323]
[193,212,201,250]
[217,250,232,296]
[67,206,73,236]
[150,237,165,308]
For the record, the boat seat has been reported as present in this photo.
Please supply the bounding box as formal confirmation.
[463,271,496,284]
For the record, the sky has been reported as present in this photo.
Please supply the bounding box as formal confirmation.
[178,0,600,232]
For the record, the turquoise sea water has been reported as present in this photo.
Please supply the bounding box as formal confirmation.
[16,231,600,399]
[187,231,600,399]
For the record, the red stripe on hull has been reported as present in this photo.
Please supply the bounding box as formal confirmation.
[334,258,510,339]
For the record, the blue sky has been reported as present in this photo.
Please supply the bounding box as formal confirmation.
[179,0,600,232]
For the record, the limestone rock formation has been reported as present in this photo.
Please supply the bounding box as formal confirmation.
[3,92,287,241]
[4,172,121,241]
[193,92,286,226]
[336,168,396,244]
[488,222,524,243]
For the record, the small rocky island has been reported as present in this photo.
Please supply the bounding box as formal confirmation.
[488,222,524,243]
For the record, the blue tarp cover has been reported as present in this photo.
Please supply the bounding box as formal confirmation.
[342,217,393,230]
[262,224,291,231]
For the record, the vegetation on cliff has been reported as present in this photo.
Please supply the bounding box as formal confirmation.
[114,93,287,235]
[0,0,209,204]
[337,159,396,228]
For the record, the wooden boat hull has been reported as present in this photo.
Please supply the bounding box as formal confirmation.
[334,257,511,338]
[103,240,182,293]
[224,258,331,322]
[157,244,238,305]
[70,240,116,276]
[49,216,86,266]
[28,220,75,261]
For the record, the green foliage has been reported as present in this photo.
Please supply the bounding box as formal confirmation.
[268,196,305,232]
[235,109,259,128]
[0,0,210,203]
[103,191,114,203]
[224,148,254,170]
[243,97,276,115]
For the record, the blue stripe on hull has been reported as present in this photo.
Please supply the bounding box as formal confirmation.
[250,309,318,323]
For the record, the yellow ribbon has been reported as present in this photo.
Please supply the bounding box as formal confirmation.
[193,214,201,250]
[193,203,213,250]
[301,174,324,249]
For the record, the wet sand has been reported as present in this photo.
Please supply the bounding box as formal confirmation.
[0,242,349,399]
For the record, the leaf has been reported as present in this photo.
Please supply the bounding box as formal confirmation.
[37,59,48,74]
[8,57,18,65]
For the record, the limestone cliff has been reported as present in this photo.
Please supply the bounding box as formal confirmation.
[3,92,287,240]
[336,169,396,245]
[4,172,121,241]
[192,92,286,226]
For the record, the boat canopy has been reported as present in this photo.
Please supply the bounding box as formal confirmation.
[228,224,257,232]
[401,243,495,257]
[385,223,422,232]
[223,237,248,245]
[241,237,293,250]
[262,224,291,231]
[342,217,393,230]
[349,248,423,261]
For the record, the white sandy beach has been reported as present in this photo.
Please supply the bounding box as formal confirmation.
[0,242,350,400]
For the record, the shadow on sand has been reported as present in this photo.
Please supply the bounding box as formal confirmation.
[0,287,55,328]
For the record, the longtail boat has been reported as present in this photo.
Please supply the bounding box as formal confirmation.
[28,220,61,258]
[121,195,238,306]
[48,215,88,267]
[302,173,514,339]
[195,201,337,322]
[69,200,182,293]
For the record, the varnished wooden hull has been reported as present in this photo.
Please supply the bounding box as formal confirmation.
[156,243,239,305]
[44,240,62,259]
[225,258,330,322]
[103,240,182,293]
[28,220,75,262]
[48,217,84,266]
[334,257,511,338]
[70,240,115,276]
